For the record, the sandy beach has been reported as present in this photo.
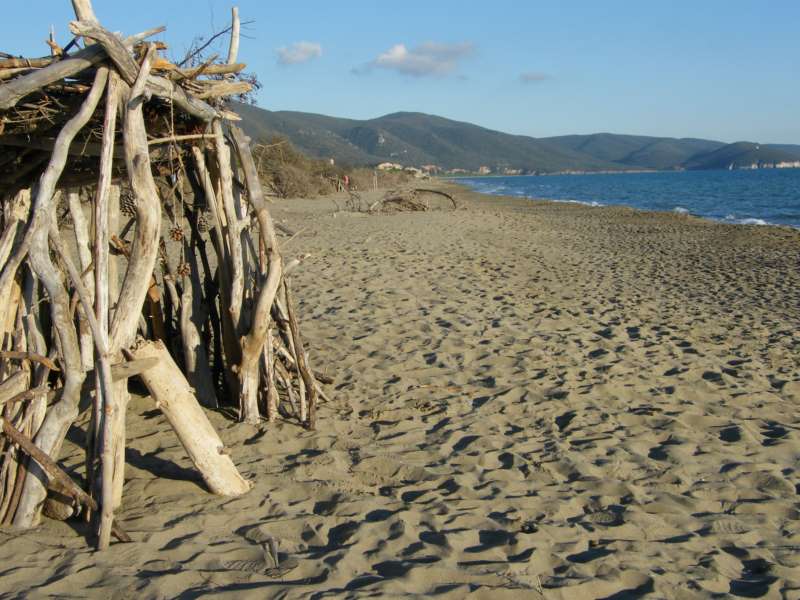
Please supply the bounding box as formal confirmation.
[2,183,800,598]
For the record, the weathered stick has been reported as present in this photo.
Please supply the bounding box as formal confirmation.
[213,121,244,335]
[283,280,318,429]
[0,417,129,542]
[69,20,221,122]
[71,0,99,22]
[67,191,94,371]
[179,252,218,409]
[48,225,118,549]
[230,126,283,424]
[0,27,164,111]
[0,68,109,320]
[10,69,108,530]
[103,44,161,520]
[128,340,251,495]
[0,352,59,372]
[87,69,120,522]
[226,7,241,66]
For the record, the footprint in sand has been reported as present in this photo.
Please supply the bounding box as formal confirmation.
[220,531,299,578]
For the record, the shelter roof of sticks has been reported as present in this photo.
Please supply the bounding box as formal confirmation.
[0,14,250,196]
[0,1,324,551]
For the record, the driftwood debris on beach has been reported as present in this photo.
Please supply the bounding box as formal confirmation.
[0,1,323,550]
[339,187,459,213]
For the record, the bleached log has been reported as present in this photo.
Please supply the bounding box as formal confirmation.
[110,46,161,352]
[48,221,118,547]
[264,329,278,422]
[0,371,29,407]
[13,218,87,529]
[164,62,246,78]
[0,57,54,69]
[129,340,251,496]
[196,81,252,99]
[0,190,30,271]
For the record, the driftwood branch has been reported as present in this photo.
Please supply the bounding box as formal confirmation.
[0,27,164,110]
[0,417,129,542]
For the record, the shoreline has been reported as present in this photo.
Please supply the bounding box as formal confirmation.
[2,184,799,597]
[446,173,800,230]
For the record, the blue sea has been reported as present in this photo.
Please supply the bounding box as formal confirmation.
[455,169,800,228]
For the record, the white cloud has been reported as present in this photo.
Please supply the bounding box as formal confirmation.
[520,71,550,84]
[362,42,475,77]
[277,41,322,65]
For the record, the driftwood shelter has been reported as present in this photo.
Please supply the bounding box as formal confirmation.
[0,1,323,549]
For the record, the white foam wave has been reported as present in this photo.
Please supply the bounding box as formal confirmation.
[553,199,604,208]
[724,214,769,226]
[673,207,689,214]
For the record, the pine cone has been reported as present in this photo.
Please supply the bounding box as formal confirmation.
[169,226,184,242]
[197,211,210,233]
[120,189,137,217]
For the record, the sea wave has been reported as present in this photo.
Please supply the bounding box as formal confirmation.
[723,214,769,226]
[550,198,604,208]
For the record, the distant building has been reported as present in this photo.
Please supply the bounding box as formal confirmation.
[478,166,492,175]
[377,162,403,171]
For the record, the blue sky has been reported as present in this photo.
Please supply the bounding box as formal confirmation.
[5,1,800,143]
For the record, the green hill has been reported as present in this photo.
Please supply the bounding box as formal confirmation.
[234,103,623,172]
[233,103,800,174]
